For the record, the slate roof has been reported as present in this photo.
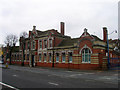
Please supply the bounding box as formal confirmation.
[91,35,102,41]
[34,29,71,38]
[57,38,79,47]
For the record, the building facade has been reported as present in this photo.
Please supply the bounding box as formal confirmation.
[4,22,120,70]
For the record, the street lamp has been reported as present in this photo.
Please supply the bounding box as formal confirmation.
[107,30,117,69]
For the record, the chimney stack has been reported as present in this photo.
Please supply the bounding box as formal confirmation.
[103,27,107,42]
[60,22,65,35]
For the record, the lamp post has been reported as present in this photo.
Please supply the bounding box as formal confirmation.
[107,30,117,69]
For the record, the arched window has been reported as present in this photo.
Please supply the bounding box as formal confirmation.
[82,48,91,63]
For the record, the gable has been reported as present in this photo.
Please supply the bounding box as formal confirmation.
[79,28,94,42]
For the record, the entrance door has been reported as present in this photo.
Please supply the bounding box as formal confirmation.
[31,55,34,67]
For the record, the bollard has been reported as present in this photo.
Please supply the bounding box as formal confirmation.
[6,62,8,68]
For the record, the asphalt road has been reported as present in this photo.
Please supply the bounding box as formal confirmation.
[1,65,120,89]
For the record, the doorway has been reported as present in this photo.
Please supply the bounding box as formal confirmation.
[31,55,34,67]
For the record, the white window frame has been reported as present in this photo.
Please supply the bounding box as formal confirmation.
[39,40,42,49]
[62,53,66,63]
[49,53,52,63]
[44,53,47,62]
[68,52,72,63]
[56,53,59,62]
[44,40,47,49]
[82,48,91,63]
[39,54,42,62]
[49,39,52,48]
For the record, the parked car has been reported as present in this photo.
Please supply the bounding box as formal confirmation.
[0,60,3,64]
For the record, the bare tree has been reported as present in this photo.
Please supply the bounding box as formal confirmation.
[4,34,18,47]
[20,31,28,38]
[4,34,18,64]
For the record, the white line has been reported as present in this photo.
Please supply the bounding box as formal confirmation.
[13,75,17,77]
[48,82,59,86]
[0,82,19,90]
[65,71,72,72]
[84,73,94,74]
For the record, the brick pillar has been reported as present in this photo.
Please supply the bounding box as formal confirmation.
[102,56,108,70]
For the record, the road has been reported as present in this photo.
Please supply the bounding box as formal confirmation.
[1,65,120,89]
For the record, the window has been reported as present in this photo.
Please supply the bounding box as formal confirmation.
[33,41,35,49]
[44,53,46,62]
[39,54,41,62]
[17,54,19,60]
[44,40,47,48]
[68,52,72,63]
[82,48,91,63]
[49,39,52,47]
[49,53,52,62]
[19,54,22,60]
[24,43,26,49]
[62,53,65,63]
[31,42,32,49]
[110,54,112,57]
[39,40,42,49]
[106,53,108,56]
[27,54,29,61]
[56,53,59,62]
[12,55,14,60]
[15,54,16,60]
[28,42,30,49]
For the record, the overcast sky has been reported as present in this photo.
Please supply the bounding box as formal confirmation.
[0,0,119,46]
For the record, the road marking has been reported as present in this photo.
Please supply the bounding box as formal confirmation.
[0,82,19,90]
[105,78,111,80]
[69,74,82,77]
[48,82,59,86]
[48,74,58,76]
[84,73,94,75]
[65,71,72,72]
[13,75,17,77]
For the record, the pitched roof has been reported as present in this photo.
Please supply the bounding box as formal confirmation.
[57,38,79,47]
[91,35,102,41]
[35,29,70,38]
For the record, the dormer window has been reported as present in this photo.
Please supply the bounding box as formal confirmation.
[49,39,52,47]
[32,33,35,38]
[32,41,35,49]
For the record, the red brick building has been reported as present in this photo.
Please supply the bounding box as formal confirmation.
[4,22,120,70]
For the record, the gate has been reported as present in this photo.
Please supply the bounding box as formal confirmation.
[110,58,120,67]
